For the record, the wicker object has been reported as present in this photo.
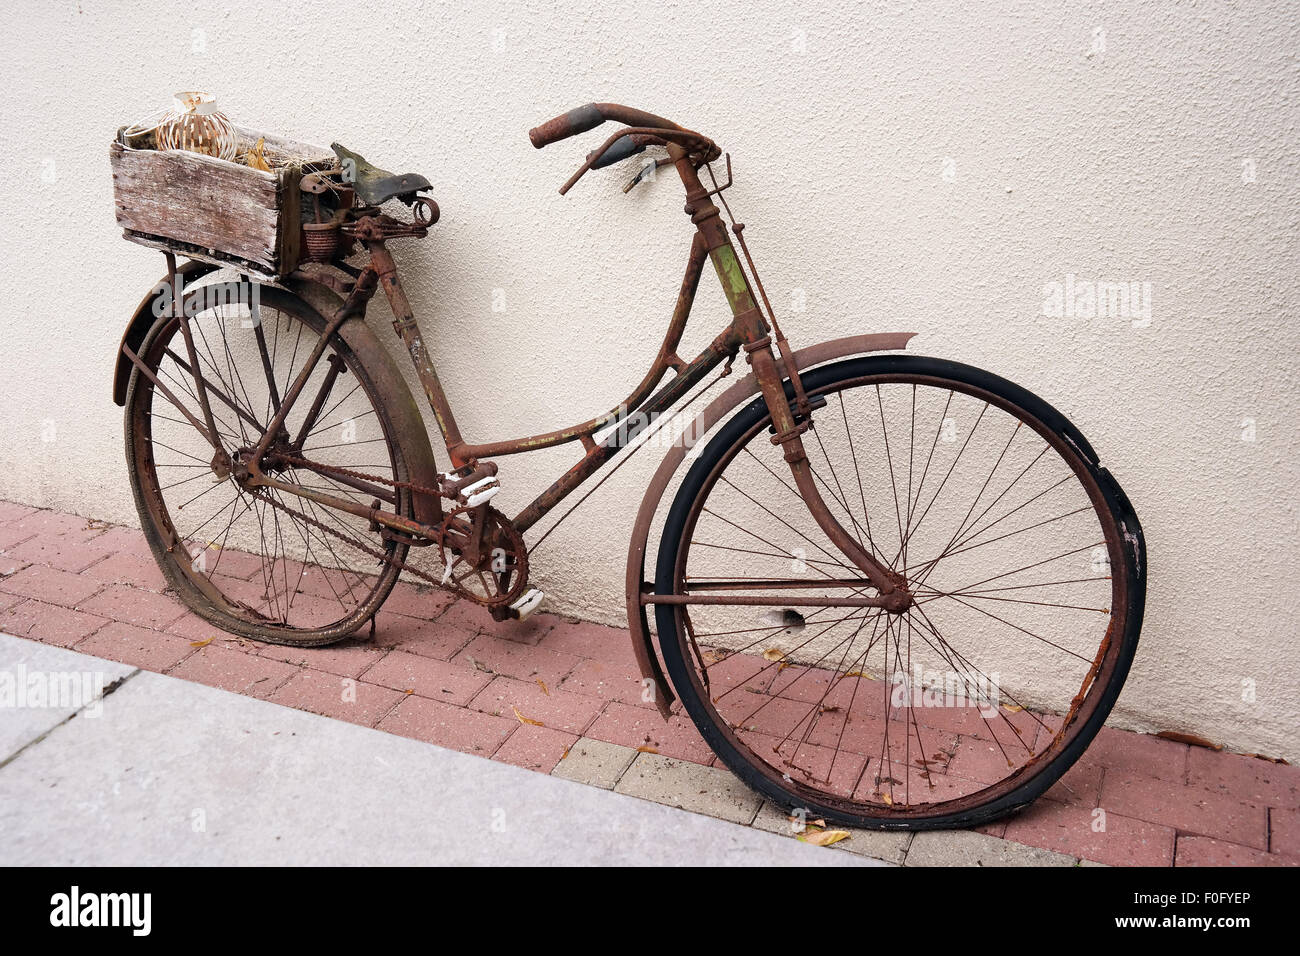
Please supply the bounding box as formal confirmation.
[156,92,237,162]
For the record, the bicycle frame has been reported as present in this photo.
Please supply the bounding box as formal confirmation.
[235,142,912,612]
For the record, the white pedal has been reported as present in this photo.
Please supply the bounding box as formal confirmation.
[440,472,501,508]
[510,588,544,620]
[460,476,500,507]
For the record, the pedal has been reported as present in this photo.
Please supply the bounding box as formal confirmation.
[440,470,501,508]
[508,588,544,620]
[458,475,500,507]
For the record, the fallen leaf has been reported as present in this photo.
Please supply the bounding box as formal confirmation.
[762,648,786,662]
[1245,753,1289,765]
[882,792,894,806]
[635,745,659,754]
[189,637,214,648]
[798,829,851,847]
[1156,730,1223,751]
[512,706,543,727]
[535,679,549,696]
[1002,703,1024,713]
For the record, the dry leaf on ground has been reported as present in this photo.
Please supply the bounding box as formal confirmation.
[512,706,543,727]
[798,829,851,847]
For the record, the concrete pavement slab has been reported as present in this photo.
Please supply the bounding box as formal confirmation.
[0,634,134,760]
[0,634,882,866]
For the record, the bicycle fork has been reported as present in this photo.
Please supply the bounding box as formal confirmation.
[671,146,913,613]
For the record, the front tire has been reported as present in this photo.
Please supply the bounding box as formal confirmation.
[654,355,1144,830]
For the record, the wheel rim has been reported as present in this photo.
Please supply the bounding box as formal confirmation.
[666,369,1131,819]
[128,285,409,636]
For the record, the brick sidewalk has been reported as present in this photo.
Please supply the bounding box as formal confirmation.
[2,499,1296,866]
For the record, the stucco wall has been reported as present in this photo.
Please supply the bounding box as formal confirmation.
[0,0,1296,759]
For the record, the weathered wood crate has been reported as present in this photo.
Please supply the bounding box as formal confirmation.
[110,127,334,278]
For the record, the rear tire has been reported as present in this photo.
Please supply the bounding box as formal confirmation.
[124,281,437,645]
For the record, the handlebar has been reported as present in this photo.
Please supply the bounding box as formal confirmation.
[588,133,657,169]
[528,102,720,194]
[528,103,684,149]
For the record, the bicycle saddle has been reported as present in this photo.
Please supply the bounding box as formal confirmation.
[330,143,431,206]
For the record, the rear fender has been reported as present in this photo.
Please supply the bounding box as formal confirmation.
[112,263,358,406]
[112,260,220,406]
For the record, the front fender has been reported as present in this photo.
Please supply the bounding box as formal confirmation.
[624,331,917,717]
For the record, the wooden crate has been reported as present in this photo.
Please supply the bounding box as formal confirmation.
[110,127,334,278]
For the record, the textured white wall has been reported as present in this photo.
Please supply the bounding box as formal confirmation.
[0,0,1296,759]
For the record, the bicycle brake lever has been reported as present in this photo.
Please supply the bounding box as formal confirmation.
[622,160,659,194]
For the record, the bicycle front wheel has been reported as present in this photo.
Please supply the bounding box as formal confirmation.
[654,355,1144,829]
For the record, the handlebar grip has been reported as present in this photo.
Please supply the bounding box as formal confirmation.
[529,103,605,148]
[588,134,650,169]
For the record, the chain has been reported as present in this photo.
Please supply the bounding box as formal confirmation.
[246,476,449,590]
[278,452,445,500]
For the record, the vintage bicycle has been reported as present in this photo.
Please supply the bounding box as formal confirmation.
[112,103,1145,829]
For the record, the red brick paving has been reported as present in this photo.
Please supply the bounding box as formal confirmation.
[469,675,604,735]
[1270,806,1300,856]
[268,668,405,727]
[1,500,1297,867]
[1100,768,1268,850]
[1175,836,1298,867]
[1,564,105,608]
[1,599,109,647]
[1003,800,1177,867]
[491,723,578,773]
[376,694,515,753]
[364,649,492,705]
[169,644,300,700]
[75,620,196,673]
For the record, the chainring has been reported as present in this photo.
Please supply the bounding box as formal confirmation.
[435,505,529,607]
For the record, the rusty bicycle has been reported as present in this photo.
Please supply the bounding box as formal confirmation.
[114,103,1145,829]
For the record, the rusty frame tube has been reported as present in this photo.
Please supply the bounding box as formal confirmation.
[646,593,892,608]
[668,145,907,603]
[512,321,739,533]
[247,266,380,469]
[260,139,910,611]
[252,471,436,539]
[457,232,711,462]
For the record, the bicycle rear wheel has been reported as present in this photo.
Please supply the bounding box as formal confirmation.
[654,355,1144,829]
[124,280,432,645]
